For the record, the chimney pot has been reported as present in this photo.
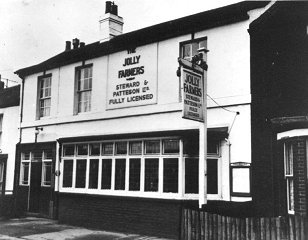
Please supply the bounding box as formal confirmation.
[111,4,118,15]
[80,42,85,48]
[65,41,71,51]
[72,38,80,49]
[0,81,4,90]
[105,1,112,14]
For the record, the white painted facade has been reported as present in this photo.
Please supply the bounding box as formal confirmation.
[0,105,19,193]
[19,7,268,202]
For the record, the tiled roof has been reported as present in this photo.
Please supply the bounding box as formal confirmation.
[15,1,269,78]
[0,85,20,108]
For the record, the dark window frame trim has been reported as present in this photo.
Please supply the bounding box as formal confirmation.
[74,63,93,115]
[36,73,52,120]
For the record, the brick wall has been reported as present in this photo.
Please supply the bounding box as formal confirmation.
[58,193,184,239]
[292,137,307,216]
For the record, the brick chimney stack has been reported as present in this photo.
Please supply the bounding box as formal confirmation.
[99,1,123,43]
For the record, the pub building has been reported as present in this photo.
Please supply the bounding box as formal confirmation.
[13,1,304,238]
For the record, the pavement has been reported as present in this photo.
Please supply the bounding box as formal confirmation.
[0,217,174,240]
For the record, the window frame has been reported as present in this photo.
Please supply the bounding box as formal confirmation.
[60,138,184,198]
[179,37,208,62]
[230,162,251,197]
[41,151,52,187]
[20,152,31,186]
[284,142,295,214]
[36,73,52,119]
[74,64,93,115]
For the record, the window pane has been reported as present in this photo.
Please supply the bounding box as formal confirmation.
[129,141,142,155]
[75,159,86,188]
[207,159,218,194]
[22,152,31,161]
[89,159,99,189]
[192,42,199,56]
[115,159,126,190]
[63,145,75,156]
[101,159,112,189]
[163,158,178,193]
[44,150,53,160]
[145,140,160,154]
[115,142,127,155]
[22,162,30,185]
[232,168,250,193]
[285,144,293,175]
[288,179,294,211]
[78,91,91,113]
[90,143,100,156]
[77,144,88,156]
[144,158,159,192]
[42,162,52,186]
[183,138,199,155]
[183,44,191,60]
[185,158,198,194]
[102,143,113,155]
[32,152,42,162]
[129,158,140,191]
[199,40,207,49]
[63,160,73,187]
[163,139,179,154]
[208,141,219,155]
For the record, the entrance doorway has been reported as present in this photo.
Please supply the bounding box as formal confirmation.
[29,161,42,213]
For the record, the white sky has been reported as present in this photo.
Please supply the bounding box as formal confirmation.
[0,0,241,85]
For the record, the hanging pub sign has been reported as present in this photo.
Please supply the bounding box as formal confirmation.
[180,60,204,122]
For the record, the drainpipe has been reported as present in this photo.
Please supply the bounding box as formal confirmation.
[19,77,25,143]
[225,138,231,201]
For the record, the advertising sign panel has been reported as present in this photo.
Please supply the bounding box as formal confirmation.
[182,68,204,122]
[107,45,157,109]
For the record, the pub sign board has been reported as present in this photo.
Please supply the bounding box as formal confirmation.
[181,68,204,122]
[107,45,158,110]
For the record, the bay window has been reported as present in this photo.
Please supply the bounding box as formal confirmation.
[60,137,223,200]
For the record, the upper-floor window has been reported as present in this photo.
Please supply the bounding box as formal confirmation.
[38,75,52,118]
[75,65,92,114]
[180,37,207,62]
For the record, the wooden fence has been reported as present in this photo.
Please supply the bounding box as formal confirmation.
[181,208,308,240]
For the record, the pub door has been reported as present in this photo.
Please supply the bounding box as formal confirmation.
[28,161,42,213]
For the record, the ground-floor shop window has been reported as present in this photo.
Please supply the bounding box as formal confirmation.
[60,137,223,199]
